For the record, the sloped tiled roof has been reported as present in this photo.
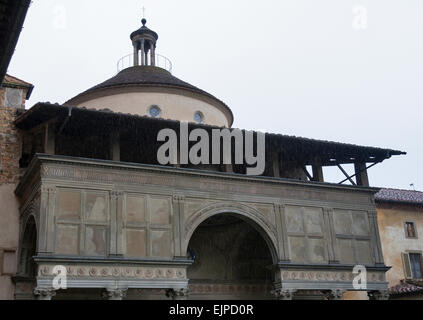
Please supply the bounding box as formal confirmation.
[375,188,423,205]
[389,280,423,297]
[3,74,33,87]
[2,74,34,99]
[15,102,405,167]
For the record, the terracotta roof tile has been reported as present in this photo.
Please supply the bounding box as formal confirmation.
[375,188,423,205]
[389,280,423,297]
[3,74,33,88]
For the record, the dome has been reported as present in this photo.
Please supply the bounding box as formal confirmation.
[130,19,158,41]
[65,18,234,127]
[66,66,234,127]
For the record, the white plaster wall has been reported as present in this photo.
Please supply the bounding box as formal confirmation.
[73,91,231,127]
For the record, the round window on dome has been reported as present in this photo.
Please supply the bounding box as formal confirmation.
[148,105,161,118]
[194,111,204,124]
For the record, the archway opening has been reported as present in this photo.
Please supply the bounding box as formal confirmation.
[19,216,37,279]
[187,214,274,300]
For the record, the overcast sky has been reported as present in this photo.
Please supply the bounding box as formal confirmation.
[7,0,423,189]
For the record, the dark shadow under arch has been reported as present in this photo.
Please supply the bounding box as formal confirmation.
[187,214,275,299]
[18,215,37,278]
[184,204,279,264]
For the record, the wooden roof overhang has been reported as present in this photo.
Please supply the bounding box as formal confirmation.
[0,0,31,83]
[15,102,406,169]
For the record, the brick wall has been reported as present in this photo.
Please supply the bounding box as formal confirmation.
[0,88,5,107]
[0,106,22,184]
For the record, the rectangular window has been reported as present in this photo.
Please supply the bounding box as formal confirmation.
[404,221,418,239]
[410,253,423,279]
[402,252,423,279]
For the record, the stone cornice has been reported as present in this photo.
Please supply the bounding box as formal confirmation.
[34,255,194,267]
[16,154,380,199]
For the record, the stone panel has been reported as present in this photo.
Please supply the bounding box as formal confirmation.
[56,225,79,255]
[289,237,307,263]
[125,195,146,223]
[150,197,171,225]
[308,238,327,263]
[303,207,324,234]
[85,226,107,256]
[338,239,355,264]
[125,229,147,257]
[285,206,303,233]
[151,230,172,257]
[352,212,370,236]
[333,210,352,235]
[85,192,109,223]
[355,240,373,265]
[57,190,81,220]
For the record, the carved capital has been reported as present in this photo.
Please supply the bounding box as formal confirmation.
[368,290,390,300]
[110,191,124,200]
[324,289,345,300]
[102,288,128,300]
[271,289,297,300]
[166,288,189,300]
[172,195,185,202]
[33,288,57,300]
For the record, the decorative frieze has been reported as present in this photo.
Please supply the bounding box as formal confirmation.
[38,264,187,281]
[278,270,386,283]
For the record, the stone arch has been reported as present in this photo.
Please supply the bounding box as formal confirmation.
[17,214,38,278]
[183,202,279,264]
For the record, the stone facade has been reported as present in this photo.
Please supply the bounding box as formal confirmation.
[0,106,22,184]
[377,202,423,297]
[0,76,32,300]
[13,154,389,299]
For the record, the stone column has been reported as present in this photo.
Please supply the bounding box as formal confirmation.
[102,288,128,300]
[166,288,189,300]
[324,289,345,300]
[145,51,149,66]
[33,288,56,300]
[140,40,145,66]
[151,43,156,66]
[133,44,139,66]
[368,290,390,300]
[272,289,297,300]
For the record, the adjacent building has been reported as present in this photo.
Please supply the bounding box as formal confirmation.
[376,189,423,300]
